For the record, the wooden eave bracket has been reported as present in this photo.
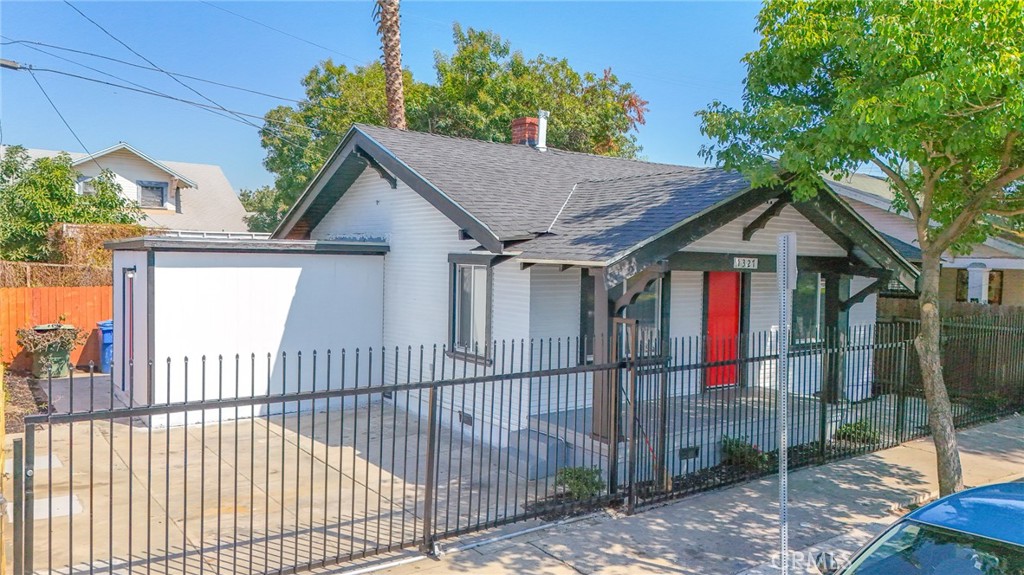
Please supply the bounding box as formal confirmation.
[742,195,791,241]
[355,146,397,189]
[614,264,667,314]
[840,273,890,312]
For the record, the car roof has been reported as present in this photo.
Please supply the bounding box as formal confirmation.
[906,482,1024,547]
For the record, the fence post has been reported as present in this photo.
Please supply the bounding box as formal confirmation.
[626,327,639,515]
[421,385,439,554]
[895,326,908,444]
[11,439,22,575]
[818,331,831,464]
[22,427,34,575]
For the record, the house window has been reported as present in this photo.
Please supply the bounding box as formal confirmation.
[453,263,489,353]
[137,180,168,208]
[76,176,95,195]
[956,269,1003,305]
[792,272,825,342]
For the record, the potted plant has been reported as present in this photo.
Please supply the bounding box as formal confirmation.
[16,321,85,378]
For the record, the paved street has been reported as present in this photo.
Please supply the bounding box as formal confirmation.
[321,415,1024,575]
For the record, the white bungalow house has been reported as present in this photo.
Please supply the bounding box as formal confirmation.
[18,142,250,232]
[110,119,918,473]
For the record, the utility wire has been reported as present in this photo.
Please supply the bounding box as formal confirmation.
[63,1,268,135]
[27,68,104,171]
[9,40,242,127]
[1,37,304,104]
[27,66,332,142]
[197,1,367,65]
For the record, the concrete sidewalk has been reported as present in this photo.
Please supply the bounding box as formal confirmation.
[338,415,1024,575]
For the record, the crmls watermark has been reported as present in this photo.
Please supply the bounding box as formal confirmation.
[767,550,852,572]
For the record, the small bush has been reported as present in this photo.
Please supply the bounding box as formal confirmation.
[834,419,880,444]
[555,467,604,501]
[721,436,771,473]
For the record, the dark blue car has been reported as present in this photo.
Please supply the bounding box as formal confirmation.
[820,482,1024,574]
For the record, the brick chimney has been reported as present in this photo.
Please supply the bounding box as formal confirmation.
[511,116,540,146]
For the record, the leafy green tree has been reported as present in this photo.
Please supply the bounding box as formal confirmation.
[698,0,1024,495]
[430,25,647,156]
[239,185,289,233]
[0,146,141,262]
[255,24,648,232]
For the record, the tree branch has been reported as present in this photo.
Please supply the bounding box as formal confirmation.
[1000,130,1020,173]
[989,207,1024,217]
[871,156,921,220]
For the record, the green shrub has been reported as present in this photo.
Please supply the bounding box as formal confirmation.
[834,419,880,444]
[555,467,604,501]
[721,436,771,473]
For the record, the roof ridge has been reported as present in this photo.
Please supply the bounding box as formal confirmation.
[575,168,720,185]
[352,123,687,169]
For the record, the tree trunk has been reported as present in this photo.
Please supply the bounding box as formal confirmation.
[376,0,407,130]
[915,249,964,496]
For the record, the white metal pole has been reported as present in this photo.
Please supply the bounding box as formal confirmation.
[776,232,797,575]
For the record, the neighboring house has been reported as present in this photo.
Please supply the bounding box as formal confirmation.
[16,143,249,232]
[828,174,1024,307]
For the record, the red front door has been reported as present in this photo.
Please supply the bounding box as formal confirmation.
[706,271,741,387]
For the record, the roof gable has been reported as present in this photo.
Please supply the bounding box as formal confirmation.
[73,143,198,188]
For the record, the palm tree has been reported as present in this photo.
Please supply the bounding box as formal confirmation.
[373,0,407,130]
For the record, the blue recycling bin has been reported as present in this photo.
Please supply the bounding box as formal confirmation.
[97,320,114,373]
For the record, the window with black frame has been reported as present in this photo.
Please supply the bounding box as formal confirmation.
[792,272,825,343]
[453,263,488,353]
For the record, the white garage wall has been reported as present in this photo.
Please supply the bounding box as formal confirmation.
[147,251,384,424]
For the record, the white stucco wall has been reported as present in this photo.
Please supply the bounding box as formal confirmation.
[115,250,385,425]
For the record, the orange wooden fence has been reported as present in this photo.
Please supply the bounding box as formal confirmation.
[0,286,113,371]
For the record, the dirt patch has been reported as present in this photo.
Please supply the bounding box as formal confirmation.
[3,370,48,433]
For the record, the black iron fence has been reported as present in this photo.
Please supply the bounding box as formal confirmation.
[8,319,1024,574]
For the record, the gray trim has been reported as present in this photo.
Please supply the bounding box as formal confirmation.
[447,261,494,365]
[146,250,155,406]
[668,253,853,273]
[447,253,502,266]
[106,236,389,255]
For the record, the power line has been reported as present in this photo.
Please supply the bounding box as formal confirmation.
[1,37,305,104]
[27,68,104,171]
[13,41,250,128]
[197,1,367,65]
[63,1,267,134]
[26,66,334,142]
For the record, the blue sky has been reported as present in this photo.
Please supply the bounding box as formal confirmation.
[0,1,761,191]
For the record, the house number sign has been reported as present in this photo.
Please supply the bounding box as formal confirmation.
[733,257,759,270]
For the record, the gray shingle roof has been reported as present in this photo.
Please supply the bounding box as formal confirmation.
[879,232,922,262]
[516,169,751,262]
[356,124,698,240]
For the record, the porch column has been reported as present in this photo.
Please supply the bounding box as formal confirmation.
[591,268,616,441]
[822,273,848,403]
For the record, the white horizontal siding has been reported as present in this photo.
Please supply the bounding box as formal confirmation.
[683,205,846,257]
[313,170,515,444]
[668,271,703,394]
[528,266,584,416]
